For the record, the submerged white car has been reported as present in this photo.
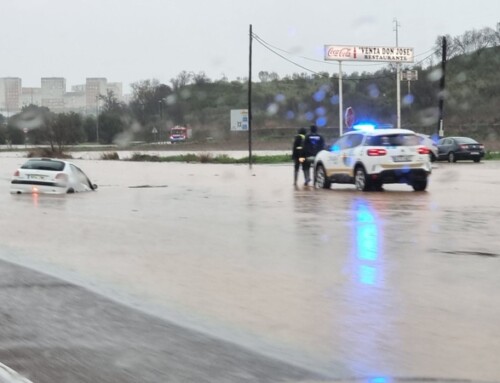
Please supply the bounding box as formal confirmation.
[313,128,432,191]
[10,158,97,194]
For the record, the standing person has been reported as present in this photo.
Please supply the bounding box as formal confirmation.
[292,127,307,186]
[303,125,325,185]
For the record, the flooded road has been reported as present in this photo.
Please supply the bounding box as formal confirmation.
[1,155,500,381]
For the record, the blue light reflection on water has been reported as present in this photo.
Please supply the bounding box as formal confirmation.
[340,198,389,376]
[353,198,381,285]
[359,265,376,285]
[342,198,387,376]
[369,377,391,383]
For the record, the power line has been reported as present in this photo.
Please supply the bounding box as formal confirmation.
[252,32,436,82]
[252,34,319,74]
[252,32,436,69]
[253,34,392,81]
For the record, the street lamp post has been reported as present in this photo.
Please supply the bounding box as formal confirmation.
[95,95,100,143]
[158,100,163,144]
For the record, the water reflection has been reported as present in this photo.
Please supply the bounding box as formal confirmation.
[10,193,68,210]
[353,197,381,286]
[343,196,388,376]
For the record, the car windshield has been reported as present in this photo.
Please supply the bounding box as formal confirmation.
[21,160,65,171]
[366,134,420,146]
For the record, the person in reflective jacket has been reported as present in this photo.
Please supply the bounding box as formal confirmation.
[292,127,307,186]
[303,125,325,185]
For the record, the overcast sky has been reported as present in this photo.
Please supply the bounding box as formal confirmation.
[2,0,499,93]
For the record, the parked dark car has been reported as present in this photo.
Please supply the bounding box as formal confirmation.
[437,136,485,163]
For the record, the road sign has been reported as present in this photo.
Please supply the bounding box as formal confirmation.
[345,107,355,129]
[230,109,249,131]
[401,70,418,81]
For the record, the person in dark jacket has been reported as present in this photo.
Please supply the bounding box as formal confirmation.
[292,127,307,186]
[303,125,325,185]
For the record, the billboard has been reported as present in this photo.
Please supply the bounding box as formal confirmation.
[324,45,414,63]
[230,109,249,131]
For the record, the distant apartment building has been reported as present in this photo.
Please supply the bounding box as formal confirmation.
[0,77,22,115]
[1,77,125,115]
[107,82,123,100]
[21,87,42,107]
[72,84,86,93]
[41,77,66,112]
[86,78,107,113]
[64,91,86,113]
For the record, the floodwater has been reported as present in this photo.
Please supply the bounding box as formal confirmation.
[1,154,500,381]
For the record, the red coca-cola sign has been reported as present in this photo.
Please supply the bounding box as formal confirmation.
[326,46,355,60]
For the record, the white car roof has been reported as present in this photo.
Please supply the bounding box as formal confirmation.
[346,128,415,136]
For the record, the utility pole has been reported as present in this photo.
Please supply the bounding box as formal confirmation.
[95,95,100,143]
[437,36,447,137]
[248,24,253,169]
[394,18,401,129]
[158,100,163,144]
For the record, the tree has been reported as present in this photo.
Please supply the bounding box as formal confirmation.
[82,115,97,142]
[435,26,500,61]
[170,71,192,90]
[98,113,125,144]
[100,89,127,114]
[130,80,172,124]
[97,90,130,144]
[192,71,211,86]
[6,125,24,145]
[8,105,52,145]
[258,71,270,83]
[51,112,85,151]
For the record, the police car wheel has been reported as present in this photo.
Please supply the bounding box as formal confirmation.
[315,164,330,189]
[354,166,370,191]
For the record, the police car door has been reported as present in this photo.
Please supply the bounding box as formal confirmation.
[323,135,349,179]
[340,133,364,178]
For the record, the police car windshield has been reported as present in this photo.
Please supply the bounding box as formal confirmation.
[366,134,419,147]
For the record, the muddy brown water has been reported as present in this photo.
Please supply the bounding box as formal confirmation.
[1,154,499,380]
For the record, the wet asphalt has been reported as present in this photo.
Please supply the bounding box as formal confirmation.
[0,259,325,383]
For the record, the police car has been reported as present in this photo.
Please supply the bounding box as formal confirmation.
[313,126,432,191]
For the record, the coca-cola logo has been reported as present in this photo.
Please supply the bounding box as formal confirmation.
[327,47,352,58]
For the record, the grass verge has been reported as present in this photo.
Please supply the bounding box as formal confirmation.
[127,152,291,164]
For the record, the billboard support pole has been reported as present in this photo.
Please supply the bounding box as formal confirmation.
[394,18,401,129]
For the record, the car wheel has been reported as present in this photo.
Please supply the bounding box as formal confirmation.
[67,188,75,194]
[354,166,370,191]
[473,158,480,163]
[314,164,331,189]
[412,179,428,192]
[430,153,436,162]
[448,152,456,163]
